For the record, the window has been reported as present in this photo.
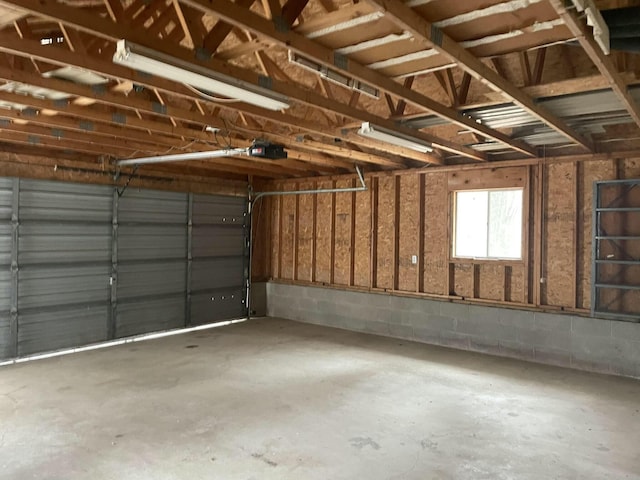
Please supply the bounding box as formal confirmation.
[454,188,523,260]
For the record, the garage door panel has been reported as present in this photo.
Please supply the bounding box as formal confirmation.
[19,223,112,264]
[117,261,186,300]
[192,194,246,225]
[0,223,12,266]
[0,178,13,220]
[119,225,186,261]
[192,257,244,292]
[18,265,111,310]
[0,268,11,309]
[118,189,187,224]
[0,314,10,359]
[116,296,185,337]
[18,306,108,356]
[192,226,244,258]
[19,180,112,222]
[191,288,245,325]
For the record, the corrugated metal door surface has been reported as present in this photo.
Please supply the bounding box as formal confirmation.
[191,194,247,325]
[116,189,188,337]
[0,179,13,359]
[17,180,112,356]
[0,178,247,360]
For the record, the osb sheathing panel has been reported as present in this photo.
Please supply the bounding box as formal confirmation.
[579,160,616,309]
[398,175,419,292]
[262,156,635,313]
[271,187,281,279]
[334,180,353,286]
[353,179,372,288]
[423,172,448,295]
[376,176,395,289]
[280,193,296,280]
[251,195,271,281]
[543,163,576,307]
[478,264,505,301]
[297,182,315,282]
[510,265,526,303]
[315,180,333,283]
[453,263,474,298]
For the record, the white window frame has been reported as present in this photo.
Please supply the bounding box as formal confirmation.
[452,187,525,261]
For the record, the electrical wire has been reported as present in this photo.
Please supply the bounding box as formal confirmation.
[183,83,240,103]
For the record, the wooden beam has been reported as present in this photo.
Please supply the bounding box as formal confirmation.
[549,0,640,129]
[365,0,594,152]
[202,0,256,54]
[532,47,546,85]
[0,90,217,143]
[519,51,532,86]
[0,38,418,167]
[176,0,526,157]
[458,72,471,106]
[0,105,191,150]
[394,76,413,115]
[280,0,310,27]
[172,1,206,48]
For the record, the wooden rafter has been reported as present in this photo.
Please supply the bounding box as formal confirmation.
[280,0,311,26]
[0,36,417,167]
[548,0,640,129]
[202,0,256,54]
[0,1,453,163]
[177,0,531,157]
[364,0,594,152]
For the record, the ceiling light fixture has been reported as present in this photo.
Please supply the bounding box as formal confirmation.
[113,40,290,111]
[288,51,380,99]
[357,122,433,153]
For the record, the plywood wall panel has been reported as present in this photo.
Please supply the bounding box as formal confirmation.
[297,182,315,282]
[376,176,395,289]
[510,265,526,303]
[261,156,632,314]
[279,193,296,280]
[543,163,575,307]
[622,158,640,178]
[580,160,616,309]
[251,195,271,281]
[423,172,448,295]
[353,179,372,288]
[398,175,419,292]
[334,180,353,286]
[270,188,281,279]
[453,263,473,298]
[315,181,333,284]
[478,263,504,301]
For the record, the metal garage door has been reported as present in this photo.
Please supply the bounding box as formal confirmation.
[116,189,188,337]
[190,194,248,325]
[17,180,112,356]
[0,179,248,360]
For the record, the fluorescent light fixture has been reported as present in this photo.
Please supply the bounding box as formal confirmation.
[118,148,249,166]
[288,51,380,99]
[357,122,433,153]
[113,40,290,111]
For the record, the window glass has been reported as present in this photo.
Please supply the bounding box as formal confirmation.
[454,188,523,260]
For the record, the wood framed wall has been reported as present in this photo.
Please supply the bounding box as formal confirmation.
[254,155,640,313]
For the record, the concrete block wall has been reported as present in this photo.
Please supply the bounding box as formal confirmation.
[266,282,640,379]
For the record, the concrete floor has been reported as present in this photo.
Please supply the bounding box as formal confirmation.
[1,318,639,480]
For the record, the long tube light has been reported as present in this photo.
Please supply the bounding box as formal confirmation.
[357,122,433,153]
[113,40,290,111]
[118,148,249,166]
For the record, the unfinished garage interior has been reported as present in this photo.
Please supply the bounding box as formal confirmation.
[0,0,639,477]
